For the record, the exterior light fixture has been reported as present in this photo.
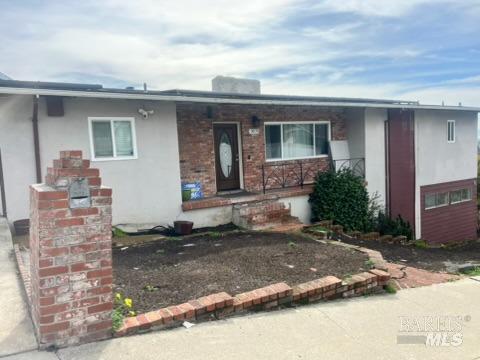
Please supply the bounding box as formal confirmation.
[206,106,213,119]
[251,115,260,128]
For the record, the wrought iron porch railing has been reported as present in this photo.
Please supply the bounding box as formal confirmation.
[332,158,365,178]
[260,159,326,194]
[260,157,366,194]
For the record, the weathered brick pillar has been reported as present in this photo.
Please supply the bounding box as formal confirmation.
[29,150,113,347]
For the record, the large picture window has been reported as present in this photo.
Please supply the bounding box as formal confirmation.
[264,122,330,161]
[88,117,138,161]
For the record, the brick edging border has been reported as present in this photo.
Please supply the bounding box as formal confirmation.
[13,244,32,302]
[303,221,389,271]
[115,268,391,337]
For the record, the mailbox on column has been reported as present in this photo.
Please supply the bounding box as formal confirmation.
[69,178,91,208]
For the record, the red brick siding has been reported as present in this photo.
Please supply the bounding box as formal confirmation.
[176,103,347,197]
[388,109,415,228]
[420,179,477,244]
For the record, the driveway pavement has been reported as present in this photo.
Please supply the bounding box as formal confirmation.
[0,218,37,357]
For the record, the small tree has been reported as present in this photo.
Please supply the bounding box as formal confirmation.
[309,169,370,231]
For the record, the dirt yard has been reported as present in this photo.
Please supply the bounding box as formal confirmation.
[338,236,480,273]
[113,231,368,313]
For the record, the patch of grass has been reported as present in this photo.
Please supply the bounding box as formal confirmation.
[364,259,375,269]
[207,231,223,238]
[413,240,428,249]
[309,225,331,232]
[384,283,397,294]
[112,227,127,238]
[112,307,124,331]
[460,267,480,276]
[343,273,352,280]
[288,240,297,248]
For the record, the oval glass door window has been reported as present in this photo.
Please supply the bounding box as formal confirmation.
[219,132,233,178]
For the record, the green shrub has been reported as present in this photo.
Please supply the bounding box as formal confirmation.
[376,212,413,240]
[309,169,414,238]
[309,169,370,232]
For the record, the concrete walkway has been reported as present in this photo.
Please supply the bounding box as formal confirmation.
[0,218,37,357]
[46,277,480,360]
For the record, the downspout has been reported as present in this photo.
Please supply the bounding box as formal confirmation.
[0,148,7,217]
[32,95,42,183]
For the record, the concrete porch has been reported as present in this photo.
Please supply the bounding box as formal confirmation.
[180,185,314,230]
[182,185,313,212]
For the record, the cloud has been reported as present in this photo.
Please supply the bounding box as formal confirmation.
[0,0,479,108]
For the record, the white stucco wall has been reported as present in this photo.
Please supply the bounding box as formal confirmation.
[279,195,312,224]
[364,108,387,207]
[414,109,478,238]
[345,108,386,208]
[0,95,183,226]
[0,95,37,222]
[345,108,365,160]
[179,206,234,228]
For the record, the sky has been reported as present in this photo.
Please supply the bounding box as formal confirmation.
[1,0,480,107]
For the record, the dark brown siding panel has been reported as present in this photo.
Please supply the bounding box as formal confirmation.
[388,109,415,228]
[421,179,477,244]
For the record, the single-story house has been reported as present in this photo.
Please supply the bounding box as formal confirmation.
[0,76,478,244]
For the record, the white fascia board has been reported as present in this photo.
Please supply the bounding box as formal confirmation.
[0,86,479,112]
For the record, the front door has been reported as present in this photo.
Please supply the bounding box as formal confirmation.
[213,124,240,191]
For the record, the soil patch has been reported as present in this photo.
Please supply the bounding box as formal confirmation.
[113,232,368,313]
[112,223,239,247]
[338,237,480,273]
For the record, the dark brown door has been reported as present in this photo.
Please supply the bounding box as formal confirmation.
[213,124,240,191]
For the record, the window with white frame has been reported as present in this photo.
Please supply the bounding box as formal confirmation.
[447,120,455,143]
[89,117,137,160]
[425,188,472,209]
[265,122,330,161]
[450,188,471,204]
[425,192,449,209]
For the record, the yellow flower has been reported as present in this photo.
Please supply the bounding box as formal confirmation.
[115,293,122,301]
[128,311,136,317]
[124,298,133,308]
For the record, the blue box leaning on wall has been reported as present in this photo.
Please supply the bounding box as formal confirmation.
[182,182,204,201]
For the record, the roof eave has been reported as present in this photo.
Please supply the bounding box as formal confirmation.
[0,86,478,112]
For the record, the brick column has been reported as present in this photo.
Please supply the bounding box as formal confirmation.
[29,150,113,347]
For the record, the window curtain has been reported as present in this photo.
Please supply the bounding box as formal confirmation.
[92,121,113,157]
[114,121,134,156]
[283,124,314,158]
[315,124,328,155]
[265,125,281,159]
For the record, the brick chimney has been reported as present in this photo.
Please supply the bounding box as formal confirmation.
[212,75,261,95]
